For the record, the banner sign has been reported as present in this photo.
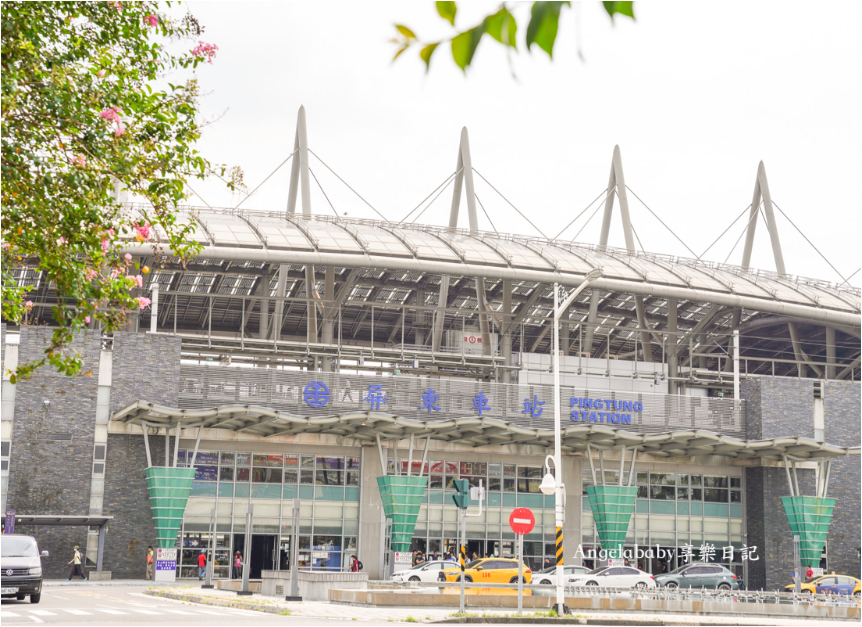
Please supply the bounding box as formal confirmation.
[154,548,177,582]
[4,510,15,535]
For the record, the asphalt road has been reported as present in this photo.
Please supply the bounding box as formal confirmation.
[0,585,375,625]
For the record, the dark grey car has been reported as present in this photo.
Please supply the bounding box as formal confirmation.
[654,563,739,590]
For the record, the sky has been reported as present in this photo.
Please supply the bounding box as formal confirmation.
[182,1,861,287]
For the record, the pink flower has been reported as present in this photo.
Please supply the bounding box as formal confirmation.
[109,1,122,10]
[111,268,120,278]
[2,242,10,249]
[124,253,132,260]
[191,41,219,64]
[133,274,143,287]
[115,126,125,137]
[136,296,152,309]
[84,316,91,323]
[58,237,67,244]
[71,155,86,167]
[101,238,109,251]
[100,106,122,124]
[85,269,98,280]
[25,300,34,310]
[133,222,151,240]
[144,14,158,27]
[98,70,105,78]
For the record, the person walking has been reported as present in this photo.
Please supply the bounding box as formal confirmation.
[145,546,154,580]
[233,552,243,579]
[197,550,207,580]
[805,565,814,580]
[791,567,798,584]
[67,545,86,581]
[349,555,360,572]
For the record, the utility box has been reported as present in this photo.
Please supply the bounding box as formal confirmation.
[445,328,498,355]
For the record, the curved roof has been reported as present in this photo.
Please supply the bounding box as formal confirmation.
[112,401,861,461]
[121,206,861,327]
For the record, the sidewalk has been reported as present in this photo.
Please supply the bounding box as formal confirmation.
[143,585,862,625]
[44,579,187,587]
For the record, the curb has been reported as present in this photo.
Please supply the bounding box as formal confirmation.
[436,619,674,626]
[143,589,291,615]
[45,581,185,587]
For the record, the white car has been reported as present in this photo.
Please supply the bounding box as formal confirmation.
[391,560,453,582]
[569,566,656,589]
[534,565,591,585]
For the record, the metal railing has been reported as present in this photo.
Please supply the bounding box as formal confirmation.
[177,365,746,436]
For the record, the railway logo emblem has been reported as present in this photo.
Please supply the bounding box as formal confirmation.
[303,381,330,408]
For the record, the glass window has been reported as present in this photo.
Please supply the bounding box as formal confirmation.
[489,464,502,476]
[194,465,218,481]
[196,451,219,465]
[473,462,487,476]
[93,462,104,475]
[445,461,459,475]
[677,487,690,500]
[346,457,360,470]
[346,472,359,486]
[254,453,283,467]
[636,472,648,485]
[691,488,702,500]
[460,462,473,475]
[677,474,689,486]
[650,486,675,500]
[730,490,741,503]
[503,478,516,492]
[317,456,345,470]
[300,469,314,485]
[690,475,702,486]
[316,468,343,486]
[236,467,251,482]
[637,486,648,498]
[1,441,10,457]
[301,455,315,469]
[252,467,283,484]
[503,464,516,477]
[220,452,235,466]
[650,473,675,485]
[430,475,443,489]
[94,444,106,461]
[236,452,252,466]
[488,477,501,492]
[703,476,728,488]
[730,477,741,488]
[219,466,234,482]
[704,488,728,503]
[285,469,298,484]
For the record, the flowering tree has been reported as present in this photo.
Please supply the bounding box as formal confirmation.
[1,1,223,382]
[392,1,635,72]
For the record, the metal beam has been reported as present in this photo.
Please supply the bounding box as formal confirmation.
[286,105,312,217]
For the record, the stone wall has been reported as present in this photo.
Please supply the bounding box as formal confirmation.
[110,332,181,411]
[823,380,861,578]
[101,433,166,579]
[741,377,814,440]
[6,327,101,578]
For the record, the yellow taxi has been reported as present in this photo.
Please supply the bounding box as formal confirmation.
[784,574,861,596]
[438,558,532,584]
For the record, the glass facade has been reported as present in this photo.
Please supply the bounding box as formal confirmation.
[582,468,745,579]
[399,459,558,571]
[175,448,360,578]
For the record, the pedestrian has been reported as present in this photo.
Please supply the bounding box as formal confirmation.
[234,552,243,579]
[544,557,551,569]
[432,551,439,561]
[198,549,207,580]
[471,551,478,561]
[67,545,86,581]
[805,565,813,580]
[145,546,154,580]
[349,555,360,572]
[446,553,456,562]
[791,567,797,584]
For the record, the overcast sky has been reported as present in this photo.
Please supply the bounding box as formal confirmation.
[183,1,861,287]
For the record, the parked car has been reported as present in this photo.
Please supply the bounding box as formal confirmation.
[569,566,656,589]
[1,535,48,604]
[784,574,838,594]
[534,565,591,585]
[391,560,452,582]
[439,558,532,584]
[655,563,739,590]
[813,575,861,596]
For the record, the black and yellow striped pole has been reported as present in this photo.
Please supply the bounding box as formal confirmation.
[459,543,466,571]
[555,525,564,566]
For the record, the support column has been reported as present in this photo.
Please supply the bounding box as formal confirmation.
[562,455,581,566]
[358,445,386,579]
[501,280,513,384]
[667,299,678,394]
[561,308,570,357]
[321,266,335,371]
[256,273,270,340]
[825,327,836,379]
[271,265,288,342]
[305,265,318,345]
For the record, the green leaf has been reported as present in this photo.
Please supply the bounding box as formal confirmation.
[419,43,439,71]
[526,1,567,58]
[436,1,457,26]
[393,43,409,61]
[602,1,635,21]
[450,25,486,72]
[395,24,417,39]
[484,9,518,49]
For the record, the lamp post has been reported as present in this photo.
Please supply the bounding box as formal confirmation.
[540,269,603,616]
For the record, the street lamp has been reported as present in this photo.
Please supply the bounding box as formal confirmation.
[549,268,603,616]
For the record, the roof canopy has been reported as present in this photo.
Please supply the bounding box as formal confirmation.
[112,401,860,461]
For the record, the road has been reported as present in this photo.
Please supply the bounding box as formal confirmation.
[0,585,376,625]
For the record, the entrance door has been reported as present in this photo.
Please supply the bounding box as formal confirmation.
[233,534,278,579]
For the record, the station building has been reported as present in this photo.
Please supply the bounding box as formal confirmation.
[2,113,859,591]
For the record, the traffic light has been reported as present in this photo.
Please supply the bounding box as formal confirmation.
[451,479,471,509]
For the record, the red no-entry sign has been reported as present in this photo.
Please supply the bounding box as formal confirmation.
[508,507,535,535]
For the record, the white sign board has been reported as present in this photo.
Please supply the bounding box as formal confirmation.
[154,548,177,583]
[393,551,412,564]
[606,558,624,567]
[811,568,824,577]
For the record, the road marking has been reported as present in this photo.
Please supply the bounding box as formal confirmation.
[131,609,160,615]
[28,617,43,623]
[163,609,195,614]
[195,610,228,615]
[28,611,56,616]
[97,609,126,615]
[64,609,91,615]
[2,612,20,617]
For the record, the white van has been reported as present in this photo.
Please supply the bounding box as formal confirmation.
[1,535,48,603]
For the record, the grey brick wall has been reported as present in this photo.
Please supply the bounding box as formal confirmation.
[6,327,101,578]
[823,380,861,578]
[741,377,814,440]
[110,332,181,411]
[745,466,816,590]
[100,434,166,579]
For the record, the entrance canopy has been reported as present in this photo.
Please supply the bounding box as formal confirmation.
[112,401,860,461]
